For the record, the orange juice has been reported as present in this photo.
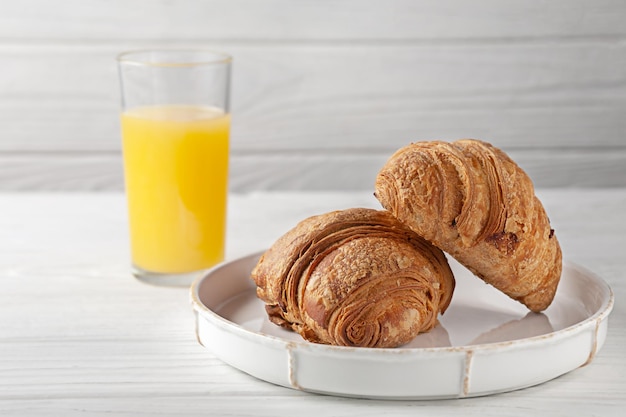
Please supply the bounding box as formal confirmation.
[121,105,230,274]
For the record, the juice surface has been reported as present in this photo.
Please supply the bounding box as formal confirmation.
[121,105,230,274]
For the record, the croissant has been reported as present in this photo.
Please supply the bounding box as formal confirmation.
[375,139,562,312]
[251,208,455,348]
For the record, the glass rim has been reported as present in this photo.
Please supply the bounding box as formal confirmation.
[117,49,232,68]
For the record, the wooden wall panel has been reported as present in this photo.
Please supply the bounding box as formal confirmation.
[2,149,624,192]
[2,0,625,41]
[0,1,624,189]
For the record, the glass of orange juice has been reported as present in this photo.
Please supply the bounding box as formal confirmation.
[117,50,231,286]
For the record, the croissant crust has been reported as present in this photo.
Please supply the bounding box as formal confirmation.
[251,208,455,348]
[375,139,562,312]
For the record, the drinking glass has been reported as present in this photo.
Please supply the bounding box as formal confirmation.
[117,50,232,286]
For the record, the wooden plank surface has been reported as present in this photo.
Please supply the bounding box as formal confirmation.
[2,148,626,191]
[0,190,624,415]
[1,0,625,41]
[1,42,624,152]
[0,1,625,189]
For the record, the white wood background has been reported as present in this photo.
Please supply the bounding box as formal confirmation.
[0,0,625,191]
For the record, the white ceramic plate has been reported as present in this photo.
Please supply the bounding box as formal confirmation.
[190,251,614,400]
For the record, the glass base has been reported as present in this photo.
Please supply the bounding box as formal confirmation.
[132,264,208,287]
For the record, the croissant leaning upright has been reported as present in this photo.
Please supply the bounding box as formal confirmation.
[375,139,562,312]
[251,208,455,348]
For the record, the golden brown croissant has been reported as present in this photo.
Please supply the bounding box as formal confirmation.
[251,208,455,348]
[375,139,562,312]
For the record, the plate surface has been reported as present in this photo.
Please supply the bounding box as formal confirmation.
[190,251,614,399]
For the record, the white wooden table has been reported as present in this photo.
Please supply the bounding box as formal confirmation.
[1,190,624,416]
